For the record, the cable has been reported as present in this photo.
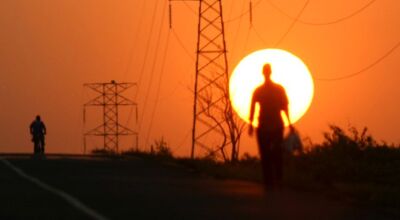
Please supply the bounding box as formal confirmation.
[125,0,160,127]
[144,31,171,148]
[183,1,197,15]
[226,0,235,23]
[172,129,192,154]
[180,0,263,24]
[274,0,309,47]
[122,0,146,130]
[135,1,160,96]
[225,0,263,23]
[251,0,309,47]
[171,28,196,61]
[242,19,252,53]
[252,24,268,45]
[234,1,253,62]
[260,0,396,81]
[266,0,377,26]
[228,0,247,62]
[316,40,400,81]
[123,0,146,81]
[138,1,168,133]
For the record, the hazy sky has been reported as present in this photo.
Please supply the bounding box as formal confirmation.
[0,0,399,156]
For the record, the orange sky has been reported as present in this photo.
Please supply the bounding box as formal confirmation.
[0,0,399,156]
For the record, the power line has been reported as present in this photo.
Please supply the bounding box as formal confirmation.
[172,129,192,154]
[257,0,397,82]
[226,0,236,23]
[231,1,253,62]
[144,31,171,147]
[252,24,268,45]
[251,0,309,47]
[274,0,309,46]
[139,1,168,133]
[266,0,377,26]
[228,0,247,62]
[177,0,262,24]
[122,0,146,134]
[242,19,252,53]
[135,1,160,96]
[225,0,262,23]
[183,1,197,15]
[125,1,160,128]
[123,0,146,81]
[171,28,195,61]
[316,40,400,81]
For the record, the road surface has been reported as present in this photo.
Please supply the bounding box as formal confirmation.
[0,154,396,219]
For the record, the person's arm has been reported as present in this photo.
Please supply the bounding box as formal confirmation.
[29,123,33,135]
[42,123,47,135]
[283,104,292,127]
[282,89,294,131]
[248,92,257,136]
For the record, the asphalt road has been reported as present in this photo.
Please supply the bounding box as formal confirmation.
[0,154,396,220]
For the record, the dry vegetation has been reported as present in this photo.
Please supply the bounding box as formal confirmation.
[93,125,400,210]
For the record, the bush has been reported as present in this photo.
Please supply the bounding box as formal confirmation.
[239,153,259,165]
[285,125,400,208]
[124,125,400,210]
[151,137,173,158]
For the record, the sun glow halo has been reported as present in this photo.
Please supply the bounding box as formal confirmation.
[229,49,314,127]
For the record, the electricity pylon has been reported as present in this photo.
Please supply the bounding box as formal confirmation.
[83,80,138,153]
[191,0,233,160]
[169,0,242,160]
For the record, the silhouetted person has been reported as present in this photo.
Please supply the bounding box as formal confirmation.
[249,63,292,189]
[30,115,46,154]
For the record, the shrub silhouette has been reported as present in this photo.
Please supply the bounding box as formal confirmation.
[151,137,173,158]
[285,125,400,208]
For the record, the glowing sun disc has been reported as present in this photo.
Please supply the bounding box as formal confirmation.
[229,49,314,127]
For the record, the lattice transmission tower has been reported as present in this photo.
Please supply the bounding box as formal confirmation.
[191,0,233,160]
[83,80,138,153]
[170,0,243,160]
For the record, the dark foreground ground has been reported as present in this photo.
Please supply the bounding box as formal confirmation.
[0,154,397,220]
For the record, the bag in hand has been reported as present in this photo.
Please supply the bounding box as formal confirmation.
[283,127,303,153]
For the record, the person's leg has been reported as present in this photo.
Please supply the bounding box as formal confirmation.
[40,135,45,154]
[271,129,284,188]
[257,129,274,188]
[256,133,267,184]
[34,142,38,154]
[263,145,274,187]
[33,136,39,154]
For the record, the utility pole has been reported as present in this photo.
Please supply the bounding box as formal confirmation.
[191,0,231,159]
[170,0,243,161]
[83,80,138,153]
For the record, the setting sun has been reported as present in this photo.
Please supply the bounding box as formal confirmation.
[230,49,314,127]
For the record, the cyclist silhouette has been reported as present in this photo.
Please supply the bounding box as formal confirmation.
[30,115,47,154]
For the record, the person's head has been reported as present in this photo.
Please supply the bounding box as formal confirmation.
[36,115,41,121]
[262,63,272,80]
